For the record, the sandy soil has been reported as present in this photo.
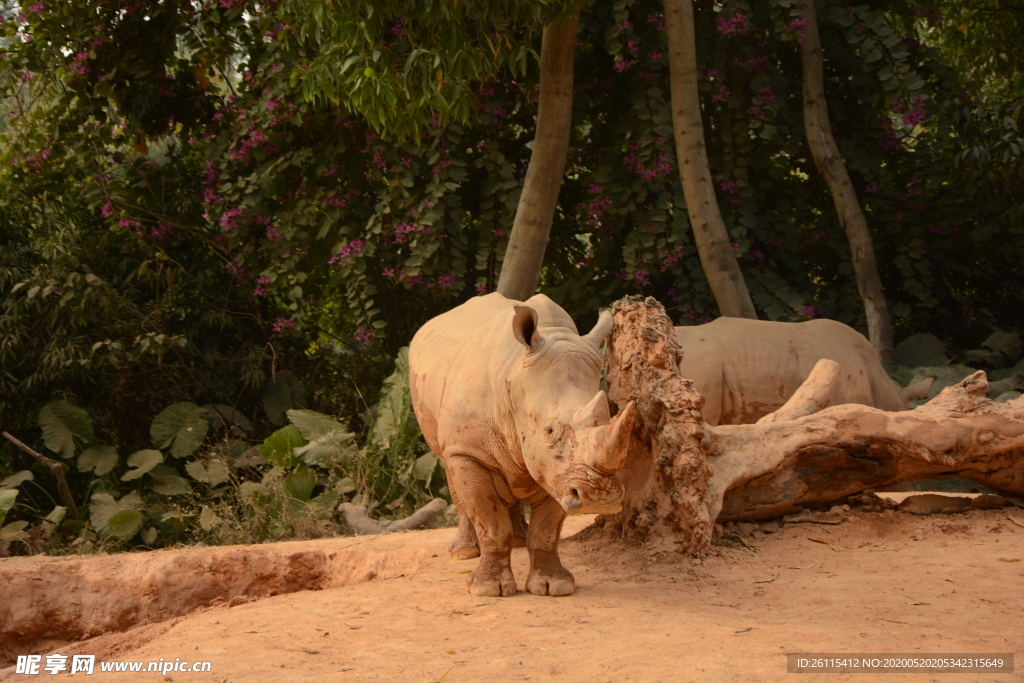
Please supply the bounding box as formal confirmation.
[2,507,1022,683]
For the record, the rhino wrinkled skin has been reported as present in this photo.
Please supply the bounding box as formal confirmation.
[409,293,635,597]
[675,317,934,425]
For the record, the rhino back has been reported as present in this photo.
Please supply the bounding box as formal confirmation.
[676,318,905,425]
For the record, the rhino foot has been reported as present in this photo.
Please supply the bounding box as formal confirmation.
[450,544,481,560]
[526,568,575,596]
[467,565,517,597]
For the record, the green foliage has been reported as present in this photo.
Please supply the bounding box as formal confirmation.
[262,371,309,426]
[893,333,948,367]
[78,446,119,476]
[38,400,93,459]
[260,425,306,468]
[150,403,210,459]
[0,489,17,525]
[120,449,164,481]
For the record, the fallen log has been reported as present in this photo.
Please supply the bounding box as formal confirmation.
[339,498,448,536]
[599,297,1024,554]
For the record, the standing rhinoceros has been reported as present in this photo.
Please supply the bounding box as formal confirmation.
[409,293,636,597]
[675,317,934,425]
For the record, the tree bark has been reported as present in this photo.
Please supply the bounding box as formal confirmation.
[797,0,894,360]
[496,18,578,302]
[596,298,1024,555]
[664,0,757,319]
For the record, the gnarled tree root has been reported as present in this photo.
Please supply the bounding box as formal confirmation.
[600,297,1024,555]
[338,498,448,536]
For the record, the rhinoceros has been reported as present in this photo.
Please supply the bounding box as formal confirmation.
[409,293,636,597]
[675,317,934,425]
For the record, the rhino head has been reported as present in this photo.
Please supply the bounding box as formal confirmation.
[509,304,637,514]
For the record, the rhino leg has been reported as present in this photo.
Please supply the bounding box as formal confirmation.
[447,456,517,597]
[511,499,529,548]
[448,487,481,560]
[525,495,575,596]
[449,498,526,559]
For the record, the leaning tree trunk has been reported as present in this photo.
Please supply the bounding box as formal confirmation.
[664,0,757,320]
[598,298,1024,555]
[798,0,894,360]
[496,18,578,302]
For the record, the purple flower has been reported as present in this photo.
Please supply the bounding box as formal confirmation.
[437,273,456,290]
[864,183,880,194]
[219,207,245,232]
[272,317,295,333]
[253,275,272,297]
[354,326,374,345]
[475,282,488,295]
[613,60,632,73]
[328,239,365,265]
[266,224,282,241]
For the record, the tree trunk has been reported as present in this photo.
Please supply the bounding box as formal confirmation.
[797,0,894,360]
[664,0,757,319]
[496,18,578,302]
[596,298,1024,555]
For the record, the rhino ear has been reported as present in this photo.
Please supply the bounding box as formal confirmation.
[512,305,543,351]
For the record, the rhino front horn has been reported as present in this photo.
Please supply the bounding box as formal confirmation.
[588,401,636,475]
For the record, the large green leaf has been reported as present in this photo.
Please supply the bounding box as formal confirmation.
[0,471,33,489]
[288,409,357,468]
[287,408,345,441]
[262,369,308,425]
[78,445,119,475]
[38,400,94,458]
[367,347,422,459]
[89,492,120,530]
[185,459,231,486]
[0,489,18,525]
[284,464,317,502]
[260,425,306,468]
[148,464,193,496]
[150,403,209,458]
[121,449,164,481]
[894,333,948,368]
[202,404,254,434]
[413,452,438,483]
[106,510,144,539]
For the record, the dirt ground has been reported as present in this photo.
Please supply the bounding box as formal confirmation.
[1,506,1022,683]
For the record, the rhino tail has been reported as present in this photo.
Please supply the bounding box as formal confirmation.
[901,375,936,403]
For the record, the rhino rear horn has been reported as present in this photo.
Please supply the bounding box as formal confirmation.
[579,390,612,426]
[583,308,613,348]
[588,401,636,475]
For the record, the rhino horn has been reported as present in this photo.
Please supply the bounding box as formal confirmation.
[587,401,636,475]
[579,390,612,426]
[583,308,613,348]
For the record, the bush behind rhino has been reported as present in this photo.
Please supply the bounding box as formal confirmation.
[0,348,447,556]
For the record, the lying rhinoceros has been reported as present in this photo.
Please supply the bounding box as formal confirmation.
[409,293,636,597]
[675,317,934,425]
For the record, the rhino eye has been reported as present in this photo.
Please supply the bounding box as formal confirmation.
[545,427,554,435]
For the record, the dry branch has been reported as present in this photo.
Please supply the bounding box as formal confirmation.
[2,431,80,519]
[600,298,1024,554]
[339,498,448,536]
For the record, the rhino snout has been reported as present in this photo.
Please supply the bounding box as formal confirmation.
[557,469,625,515]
